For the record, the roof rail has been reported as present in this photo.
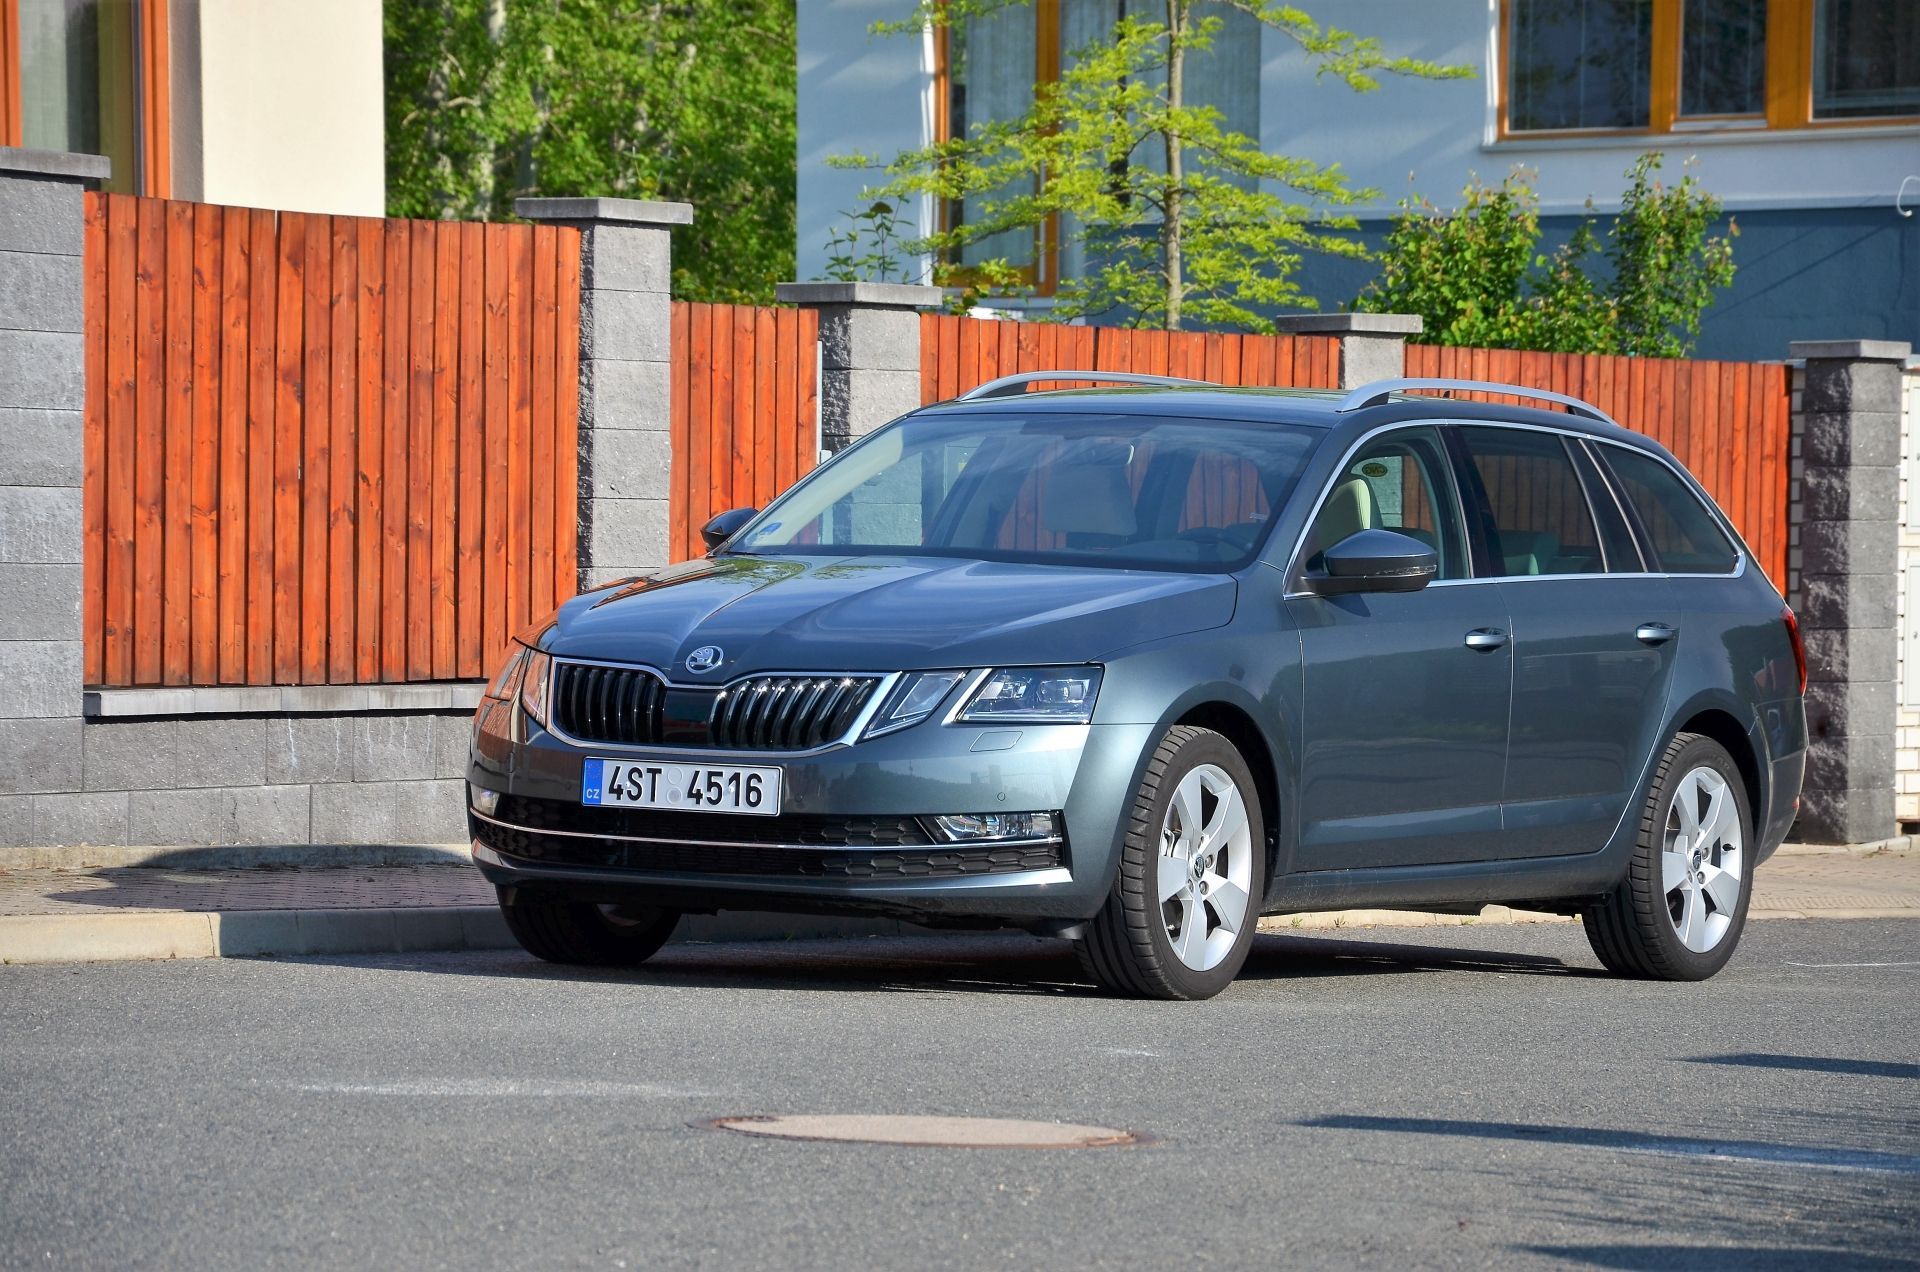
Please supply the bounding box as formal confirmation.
[957,370,1214,401]
[1336,377,1618,426]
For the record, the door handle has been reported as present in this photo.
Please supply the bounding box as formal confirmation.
[1635,623,1677,646]
[1464,628,1509,652]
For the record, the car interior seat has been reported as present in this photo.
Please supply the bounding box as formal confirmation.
[1043,461,1139,549]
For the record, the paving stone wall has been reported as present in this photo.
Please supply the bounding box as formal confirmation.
[1897,366,1919,830]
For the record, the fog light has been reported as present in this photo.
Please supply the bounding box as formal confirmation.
[927,812,1055,842]
[470,784,501,817]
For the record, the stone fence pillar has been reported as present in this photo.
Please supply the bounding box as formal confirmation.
[1790,338,1911,844]
[775,282,943,453]
[1272,313,1421,388]
[0,148,109,799]
[519,197,692,587]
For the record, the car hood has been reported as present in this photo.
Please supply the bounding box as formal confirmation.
[542,554,1236,679]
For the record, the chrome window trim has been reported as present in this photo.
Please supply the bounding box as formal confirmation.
[1280,417,1748,598]
[470,806,1064,852]
[538,656,902,757]
[1572,437,1650,573]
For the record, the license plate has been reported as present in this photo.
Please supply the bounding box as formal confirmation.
[582,759,782,816]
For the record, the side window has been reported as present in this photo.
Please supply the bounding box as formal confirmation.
[1457,428,1607,577]
[1568,441,1647,572]
[1600,445,1740,574]
[1302,427,1467,581]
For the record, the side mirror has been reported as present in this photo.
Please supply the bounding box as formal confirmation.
[1304,528,1438,596]
[701,507,759,552]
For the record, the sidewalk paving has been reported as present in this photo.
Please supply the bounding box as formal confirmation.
[0,840,1912,964]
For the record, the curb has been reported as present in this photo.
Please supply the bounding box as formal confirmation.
[3,901,1913,966]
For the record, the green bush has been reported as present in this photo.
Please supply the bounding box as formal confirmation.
[1355,155,1736,358]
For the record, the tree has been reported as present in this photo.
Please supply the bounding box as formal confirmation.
[385,0,795,304]
[830,1,1469,331]
[1354,155,1737,358]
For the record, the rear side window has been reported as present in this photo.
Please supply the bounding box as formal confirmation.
[1456,428,1606,577]
[1601,446,1739,574]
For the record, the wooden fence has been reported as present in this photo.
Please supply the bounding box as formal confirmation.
[921,315,1342,402]
[82,193,582,688]
[1404,345,1792,590]
[668,302,820,561]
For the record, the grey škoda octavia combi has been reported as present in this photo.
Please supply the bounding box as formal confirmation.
[467,374,1807,1000]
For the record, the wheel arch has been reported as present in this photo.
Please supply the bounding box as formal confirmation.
[1670,701,1764,831]
[1170,696,1286,890]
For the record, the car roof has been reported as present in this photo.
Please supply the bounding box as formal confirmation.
[915,381,1652,448]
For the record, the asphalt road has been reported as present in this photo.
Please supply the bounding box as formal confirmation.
[2,919,1915,1270]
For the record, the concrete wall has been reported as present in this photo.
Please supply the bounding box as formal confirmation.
[1898,366,1920,831]
[168,0,386,216]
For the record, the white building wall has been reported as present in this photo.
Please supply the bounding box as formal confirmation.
[796,0,937,283]
[170,0,385,217]
[1898,363,1920,829]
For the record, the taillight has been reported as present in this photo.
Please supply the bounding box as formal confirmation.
[1782,605,1807,696]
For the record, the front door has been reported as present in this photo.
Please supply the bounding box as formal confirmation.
[1288,426,1513,870]
[1452,426,1682,857]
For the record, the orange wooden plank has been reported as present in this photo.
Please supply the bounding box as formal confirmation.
[796,307,819,480]
[455,221,485,676]
[380,219,411,680]
[272,212,306,684]
[553,226,582,608]
[482,224,510,654]
[730,304,756,510]
[81,194,107,684]
[215,206,249,683]
[354,217,384,683]
[406,219,436,679]
[753,307,776,508]
[430,222,461,679]
[327,217,357,683]
[503,225,531,636]
[919,312,936,405]
[299,213,332,684]
[527,223,558,626]
[102,196,137,685]
[768,306,794,506]
[132,198,167,685]
[1727,362,1750,541]
[939,314,960,401]
[245,209,277,684]
[708,304,735,525]
[188,202,221,685]
[161,200,193,684]
[956,317,979,397]
[669,301,692,561]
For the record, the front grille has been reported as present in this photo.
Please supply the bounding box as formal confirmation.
[497,795,933,847]
[547,662,882,751]
[552,662,665,747]
[709,675,883,750]
[474,794,1064,880]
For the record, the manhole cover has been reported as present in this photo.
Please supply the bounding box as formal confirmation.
[704,1114,1147,1149]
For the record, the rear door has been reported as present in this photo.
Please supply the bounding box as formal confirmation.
[1451,425,1682,858]
[1288,425,1513,869]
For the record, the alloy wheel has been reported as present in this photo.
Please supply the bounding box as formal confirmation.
[1662,766,1745,953]
[1157,763,1254,971]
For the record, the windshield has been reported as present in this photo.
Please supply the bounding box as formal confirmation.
[728,410,1320,571]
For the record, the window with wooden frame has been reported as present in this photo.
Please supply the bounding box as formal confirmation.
[0,0,169,195]
[1500,0,1920,138]
[933,0,1260,297]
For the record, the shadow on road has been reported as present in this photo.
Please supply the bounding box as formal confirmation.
[1684,1052,1918,1080]
[277,927,1602,996]
[1525,1246,1916,1271]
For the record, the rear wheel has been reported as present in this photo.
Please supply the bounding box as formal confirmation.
[1075,726,1266,1000]
[499,888,679,967]
[1583,733,1751,980]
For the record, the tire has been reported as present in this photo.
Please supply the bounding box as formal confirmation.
[498,888,680,967]
[1074,725,1267,1000]
[1582,732,1753,981]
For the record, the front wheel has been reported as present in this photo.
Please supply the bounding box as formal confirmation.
[1583,732,1752,980]
[1075,725,1267,1000]
[499,888,680,967]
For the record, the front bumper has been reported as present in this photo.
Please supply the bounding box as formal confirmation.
[465,695,1152,924]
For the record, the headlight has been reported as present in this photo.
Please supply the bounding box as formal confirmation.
[485,646,527,700]
[957,666,1102,725]
[864,670,967,738]
[519,649,553,727]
